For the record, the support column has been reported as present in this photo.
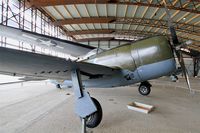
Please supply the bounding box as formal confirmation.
[193,58,200,77]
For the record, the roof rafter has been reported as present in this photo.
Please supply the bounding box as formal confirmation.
[69,29,200,42]
[148,0,180,32]
[75,37,133,42]
[76,37,114,42]
[135,0,153,31]
[54,17,115,25]
[69,29,114,35]
[27,0,200,14]
[38,7,75,39]
[53,17,200,36]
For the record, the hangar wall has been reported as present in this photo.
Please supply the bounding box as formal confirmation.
[176,58,200,77]
[0,0,71,58]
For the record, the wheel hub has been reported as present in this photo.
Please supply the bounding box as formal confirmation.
[140,86,148,94]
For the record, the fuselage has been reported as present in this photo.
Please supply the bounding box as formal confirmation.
[79,36,176,88]
[0,25,176,88]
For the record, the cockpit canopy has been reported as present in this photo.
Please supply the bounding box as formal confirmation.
[85,48,104,57]
[78,48,105,61]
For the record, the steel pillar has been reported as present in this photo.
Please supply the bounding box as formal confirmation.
[193,58,200,77]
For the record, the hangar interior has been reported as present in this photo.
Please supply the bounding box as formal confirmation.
[0,0,200,133]
[0,0,200,76]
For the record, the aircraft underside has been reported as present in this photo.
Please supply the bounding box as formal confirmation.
[56,58,176,88]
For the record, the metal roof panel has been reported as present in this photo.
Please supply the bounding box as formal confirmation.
[45,6,63,19]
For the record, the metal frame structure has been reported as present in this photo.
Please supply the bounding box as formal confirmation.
[193,57,200,77]
[0,0,72,58]
[54,17,199,36]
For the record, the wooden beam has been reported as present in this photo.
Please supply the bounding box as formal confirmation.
[27,0,200,14]
[75,37,132,42]
[69,29,200,42]
[69,29,156,36]
[54,17,116,25]
[37,7,75,39]
[69,29,114,35]
[76,37,114,42]
[54,17,200,36]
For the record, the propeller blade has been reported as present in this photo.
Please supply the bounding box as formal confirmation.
[163,0,193,93]
[163,1,179,46]
[169,26,179,46]
[178,51,193,93]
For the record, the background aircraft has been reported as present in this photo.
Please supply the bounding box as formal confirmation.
[0,6,192,129]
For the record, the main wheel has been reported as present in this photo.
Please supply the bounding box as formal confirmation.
[138,83,151,96]
[85,97,103,128]
[56,84,61,89]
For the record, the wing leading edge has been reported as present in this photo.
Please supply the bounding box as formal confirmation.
[0,25,95,57]
[0,47,119,80]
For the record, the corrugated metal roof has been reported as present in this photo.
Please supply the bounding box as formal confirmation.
[27,0,200,51]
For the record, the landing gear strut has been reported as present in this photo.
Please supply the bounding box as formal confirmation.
[71,68,103,132]
[138,81,152,96]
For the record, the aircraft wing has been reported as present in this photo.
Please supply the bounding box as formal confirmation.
[18,76,46,81]
[0,25,95,57]
[0,47,119,80]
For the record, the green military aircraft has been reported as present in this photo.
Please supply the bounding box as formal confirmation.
[0,7,192,129]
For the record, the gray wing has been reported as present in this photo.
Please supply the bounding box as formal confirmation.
[0,47,119,80]
[0,25,94,57]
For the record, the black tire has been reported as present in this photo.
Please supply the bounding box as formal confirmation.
[85,97,103,128]
[138,84,151,96]
[56,84,61,89]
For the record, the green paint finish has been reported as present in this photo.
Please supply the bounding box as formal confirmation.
[85,44,136,70]
[131,36,173,68]
[84,36,174,71]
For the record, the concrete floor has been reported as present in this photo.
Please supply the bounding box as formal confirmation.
[0,78,200,133]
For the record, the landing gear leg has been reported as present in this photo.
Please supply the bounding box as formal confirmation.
[71,69,102,131]
[81,118,86,133]
[138,81,152,96]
